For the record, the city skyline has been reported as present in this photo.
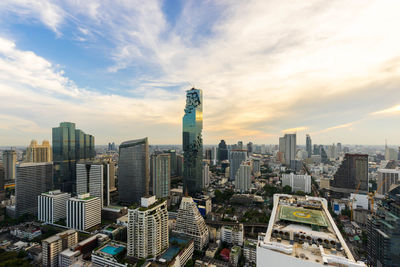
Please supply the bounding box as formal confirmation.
[1,1,400,145]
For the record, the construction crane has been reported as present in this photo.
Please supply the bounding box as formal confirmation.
[350,181,362,221]
[368,177,387,214]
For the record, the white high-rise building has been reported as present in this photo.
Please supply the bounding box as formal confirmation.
[202,161,210,189]
[76,161,115,207]
[173,196,209,250]
[127,196,169,259]
[257,194,365,267]
[42,229,78,267]
[38,190,71,223]
[76,162,102,207]
[229,150,247,181]
[66,193,101,231]
[235,161,251,193]
[281,173,312,194]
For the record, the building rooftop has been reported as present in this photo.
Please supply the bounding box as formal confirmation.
[258,194,366,266]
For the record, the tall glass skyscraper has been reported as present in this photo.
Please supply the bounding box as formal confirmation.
[183,88,203,195]
[52,122,95,193]
[118,138,149,204]
[306,134,312,158]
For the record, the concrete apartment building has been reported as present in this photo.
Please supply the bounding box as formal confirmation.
[127,196,169,259]
[38,190,71,223]
[66,193,101,231]
[173,196,209,250]
[42,230,78,267]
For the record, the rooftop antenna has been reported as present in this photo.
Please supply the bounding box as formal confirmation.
[186,81,194,89]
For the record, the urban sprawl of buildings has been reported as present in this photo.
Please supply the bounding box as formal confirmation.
[0,88,399,267]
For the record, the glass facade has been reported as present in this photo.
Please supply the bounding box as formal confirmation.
[182,88,203,194]
[118,138,149,204]
[52,122,95,193]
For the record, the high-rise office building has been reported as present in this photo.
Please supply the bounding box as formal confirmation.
[76,161,115,207]
[252,158,261,177]
[52,122,95,193]
[42,229,78,267]
[337,142,342,154]
[202,161,210,189]
[118,138,149,204]
[26,140,52,162]
[173,196,209,250]
[66,193,101,231]
[218,140,228,162]
[0,163,5,200]
[257,194,365,266]
[229,150,247,181]
[163,149,177,176]
[177,154,184,177]
[235,161,251,193]
[247,142,253,156]
[205,148,212,161]
[127,196,168,259]
[279,134,296,166]
[15,162,53,217]
[150,153,170,198]
[377,169,400,195]
[3,149,16,180]
[330,153,368,194]
[321,147,329,164]
[38,190,71,224]
[182,88,203,195]
[237,141,243,150]
[367,185,400,267]
[306,134,312,158]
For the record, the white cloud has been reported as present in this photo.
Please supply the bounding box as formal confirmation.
[1,0,400,144]
[0,0,64,35]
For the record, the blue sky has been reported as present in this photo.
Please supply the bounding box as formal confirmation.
[0,0,400,146]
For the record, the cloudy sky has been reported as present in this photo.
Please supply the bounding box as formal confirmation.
[0,0,400,146]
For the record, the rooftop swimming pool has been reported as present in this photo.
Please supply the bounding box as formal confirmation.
[100,245,124,256]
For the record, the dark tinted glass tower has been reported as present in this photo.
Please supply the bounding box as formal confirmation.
[118,138,149,204]
[330,153,368,193]
[52,122,95,193]
[306,134,312,158]
[217,140,228,161]
[367,186,400,267]
[183,88,203,195]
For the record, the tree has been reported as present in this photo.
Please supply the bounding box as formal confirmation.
[282,185,292,194]
[185,259,194,267]
[263,184,278,197]
[294,190,306,196]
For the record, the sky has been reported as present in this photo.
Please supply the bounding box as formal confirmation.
[0,0,400,146]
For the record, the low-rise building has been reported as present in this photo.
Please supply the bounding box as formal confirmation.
[156,235,194,267]
[42,230,78,267]
[58,249,82,267]
[229,246,241,267]
[220,224,244,246]
[92,242,128,267]
[243,239,257,263]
